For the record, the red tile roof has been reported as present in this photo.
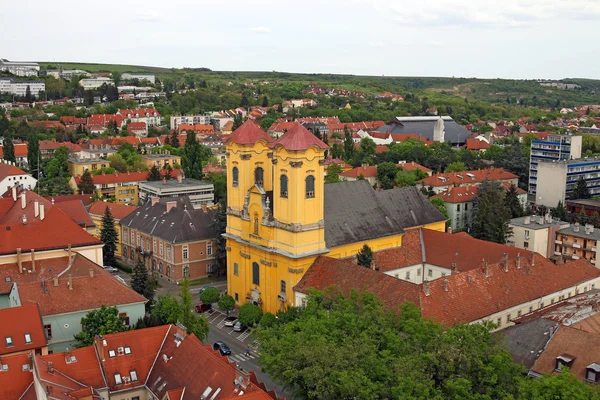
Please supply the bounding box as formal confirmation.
[375,145,388,154]
[112,136,141,146]
[340,164,377,178]
[228,120,274,145]
[390,134,433,145]
[60,116,87,125]
[267,121,296,133]
[271,123,328,151]
[0,143,28,158]
[418,168,517,187]
[0,193,102,255]
[178,123,214,134]
[465,138,491,150]
[53,200,94,228]
[87,114,124,128]
[0,353,35,399]
[431,182,525,203]
[39,140,82,153]
[45,194,94,207]
[88,201,136,220]
[397,161,432,174]
[0,161,27,180]
[118,108,160,118]
[0,304,46,356]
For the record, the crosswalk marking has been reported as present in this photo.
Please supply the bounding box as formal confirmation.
[229,353,257,363]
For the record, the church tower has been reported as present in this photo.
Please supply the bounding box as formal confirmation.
[225,121,328,313]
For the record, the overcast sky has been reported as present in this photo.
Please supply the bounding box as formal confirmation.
[2,0,600,79]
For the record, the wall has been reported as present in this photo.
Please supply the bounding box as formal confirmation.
[509,224,552,258]
[92,214,124,257]
[0,173,37,195]
[0,246,103,268]
[536,162,567,207]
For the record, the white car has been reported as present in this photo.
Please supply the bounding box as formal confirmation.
[103,266,119,273]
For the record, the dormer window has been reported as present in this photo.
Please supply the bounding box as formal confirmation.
[108,349,116,358]
[586,364,600,383]
[556,354,575,371]
[114,373,122,385]
[124,346,131,355]
[24,334,31,344]
[5,337,13,347]
[130,370,138,381]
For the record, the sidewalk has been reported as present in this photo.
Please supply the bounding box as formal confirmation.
[156,278,227,298]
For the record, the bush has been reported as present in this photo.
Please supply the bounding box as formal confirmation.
[116,261,132,273]
[238,303,263,327]
[260,312,277,328]
[199,287,220,304]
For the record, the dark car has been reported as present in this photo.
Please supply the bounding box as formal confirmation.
[198,285,211,294]
[213,341,231,356]
[233,321,247,332]
[195,302,211,313]
[224,316,237,327]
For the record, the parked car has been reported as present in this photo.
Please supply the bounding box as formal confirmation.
[198,285,211,294]
[103,266,118,273]
[195,302,211,313]
[224,316,237,327]
[212,341,231,356]
[233,322,247,332]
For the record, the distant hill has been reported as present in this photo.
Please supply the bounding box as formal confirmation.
[37,61,173,74]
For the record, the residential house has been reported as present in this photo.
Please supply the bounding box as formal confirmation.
[67,156,109,177]
[416,168,518,194]
[127,121,147,136]
[117,108,161,127]
[178,123,215,135]
[555,223,600,267]
[0,324,281,400]
[121,72,156,83]
[79,77,113,90]
[535,158,600,207]
[267,121,296,136]
[39,140,82,159]
[397,160,432,176]
[377,116,470,146]
[142,152,181,169]
[566,199,600,216]
[52,199,95,235]
[339,164,378,186]
[120,197,218,282]
[225,121,446,313]
[0,161,37,196]
[0,304,48,356]
[138,174,214,208]
[0,143,28,168]
[509,215,569,259]
[465,138,491,152]
[88,201,136,258]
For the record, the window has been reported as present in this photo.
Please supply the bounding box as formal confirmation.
[529,306,533,313]
[280,174,288,198]
[587,369,597,383]
[517,310,522,317]
[417,268,421,276]
[207,264,214,273]
[114,373,122,385]
[232,167,239,187]
[24,334,31,344]
[254,167,264,186]
[525,230,530,240]
[152,259,157,271]
[124,346,131,355]
[5,337,12,347]
[123,247,128,258]
[496,318,502,327]
[280,280,286,293]
[207,243,213,256]
[167,266,171,277]
[235,293,239,301]
[183,266,189,278]
[153,241,157,253]
[465,203,468,211]
[44,324,52,339]
[456,204,460,212]
[506,314,511,323]
[141,238,144,251]
[136,234,140,247]
[167,247,171,260]
[441,272,446,277]
[109,349,116,358]
[130,370,138,381]
[119,312,130,325]
[159,243,163,256]
[252,262,260,286]
[123,230,128,244]
[524,242,529,249]
[131,232,134,244]
[159,263,164,273]
[405,271,411,280]
[305,175,315,198]
[183,247,188,260]
[234,263,239,276]
[428,269,433,277]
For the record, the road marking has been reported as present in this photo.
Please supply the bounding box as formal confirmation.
[237,331,252,341]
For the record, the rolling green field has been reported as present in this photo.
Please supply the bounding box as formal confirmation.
[38,62,171,74]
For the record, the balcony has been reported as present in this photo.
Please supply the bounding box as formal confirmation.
[555,240,563,245]
[573,243,581,249]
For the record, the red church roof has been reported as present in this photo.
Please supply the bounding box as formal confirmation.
[271,123,328,151]
[228,120,274,145]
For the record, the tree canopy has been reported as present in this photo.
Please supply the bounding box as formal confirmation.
[472,181,512,243]
[74,305,128,347]
[100,206,118,267]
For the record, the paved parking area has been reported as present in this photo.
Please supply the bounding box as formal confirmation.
[203,309,256,345]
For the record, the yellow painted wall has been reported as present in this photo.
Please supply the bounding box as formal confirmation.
[68,160,109,177]
[90,214,123,258]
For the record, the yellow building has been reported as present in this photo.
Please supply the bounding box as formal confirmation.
[142,153,181,169]
[88,201,137,258]
[225,121,446,313]
[68,158,109,177]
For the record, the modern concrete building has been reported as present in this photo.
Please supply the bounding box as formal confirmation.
[0,78,45,97]
[0,60,39,77]
[79,77,113,90]
[142,153,181,169]
[508,215,569,259]
[529,133,582,196]
[170,114,213,130]
[138,175,214,208]
[535,157,600,207]
[121,72,156,84]
[555,223,600,267]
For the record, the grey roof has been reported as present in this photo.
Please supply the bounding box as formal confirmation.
[509,216,569,230]
[377,116,470,145]
[140,178,213,190]
[120,196,217,243]
[500,318,558,369]
[324,180,446,248]
[558,224,600,241]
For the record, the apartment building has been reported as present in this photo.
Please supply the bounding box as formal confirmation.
[120,197,218,281]
[535,158,600,207]
[170,114,213,130]
[0,60,39,77]
[529,133,582,197]
[88,201,136,258]
[0,78,45,97]
[121,72,156,83]
[79,77,113,89]
[67,157,110,176]
[509,215,569,259]
[138,174,214,208]
[142,152,181,169]
[555,223,600,267]
[117,108,161,126]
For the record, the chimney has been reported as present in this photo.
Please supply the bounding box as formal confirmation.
[442,279,449,291]
[177,173,183,183]
[21,192,26,209]
[47,362,54,374]
[447,226,453,234]
[53,276,58,286]
[423,281,431,296]
[11,186,17,202]
[516,253,521,269]
[362,164,367,170]
[370,260,377,271]
[17,248,22,273]
[531,252,535,267]
[502,253,508,272]
[151,197,160,206]
[40,203,45,221]
[166,201,177,213]
[68,243,72,260]
[483,259,489,277]
[65,349,71,363]
[34,200,39,218]
[31,249,35,272]
[175,323,188,340]
[68,274,73,290]
[451,263,458,275]
[162,177,167,185]
[89,268,95,278]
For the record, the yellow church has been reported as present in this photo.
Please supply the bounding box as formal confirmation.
[225,121,446,313]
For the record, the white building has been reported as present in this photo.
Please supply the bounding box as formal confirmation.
[0,60,40,77]
[170,115,213,130]
[0,78,46,97]
[79,77,113,90]
[121,73,156,84]
[0,161,37,195]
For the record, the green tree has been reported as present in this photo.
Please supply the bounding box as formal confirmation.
[343,126,355,161]
[25,85,32,103]
[78,170,96,194]
[146,165,161,181]
[218,294,235,316]
[206,172,227,202]
[131,258,149,297]
[472,181,512,244]
[151,294,182,324]
[181,130,211,180]
[44,146,69,179]
[199,287,220,305]
[359,137,376,160]
[325,163,343,184]
[179,278,209,340]
[445,161,466,172]
[591,211,600,228]
[170,130,180,148]
[356,244,374,268]
[578,208,587,225]
[232,114,243,131]
[74,305,128,347]
[27,131,40,177]
[214,198,227,276]
[3,132,15,163]
[395,168,427,187]
[551,200,569,221]
[504,184,524,218]
[238,303,263,327]
[572,176,591,200]
[100,206,118,267]
[519,369,600,400]
[430,196,449,220]
[261,95,269,107]
[377,162,399,190]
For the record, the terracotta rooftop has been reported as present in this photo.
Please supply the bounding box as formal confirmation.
[465,138,491,150]
[397,161,432,174]
[271,123,328,151]
[88,201,136,220]
[45,194,94,206]
[431,182,526,203]
[0,143,28,158]
[0,304,46,356]
[53,199,94,228]
[228,120,274,145]
[0,353,35,399]
[418,168,517,187]
[0,161,27,180]
[340,164,377,179]
[74,169,181,184]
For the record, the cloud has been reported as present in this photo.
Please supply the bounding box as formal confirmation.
[385,0,600,27]
[368,41,387,48]
[135,10,160,22]
[250,26,271,33]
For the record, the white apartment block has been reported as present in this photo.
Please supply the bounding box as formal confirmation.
[79,77,113,90]
[170,115,213,130]
[0,60,40,77]
[0,78,45,97]
[121,73,156,84]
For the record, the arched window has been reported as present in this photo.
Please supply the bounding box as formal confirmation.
[253,214,259,235]
[254,167,264,186]
[280,174,288,198]
[152,259,157,271]
[123,247,128,258]
[159,262,164,274]
[183,265,190,278]
[252,262,260,286]
[232,167,239,187]
[306,175,315,198]
[167,266,171,277]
